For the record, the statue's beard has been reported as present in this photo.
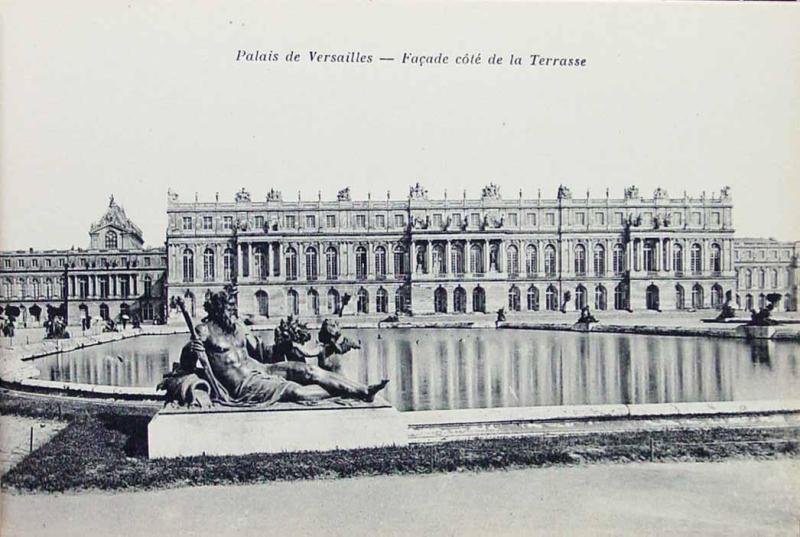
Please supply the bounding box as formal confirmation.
[212,309,236,333]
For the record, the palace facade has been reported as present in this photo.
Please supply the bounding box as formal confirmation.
[165,184,739,319]
[733,238,798,312]
[0,198,167,326]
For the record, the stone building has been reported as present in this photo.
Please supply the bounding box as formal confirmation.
[733,238,798,312]
[0,197,167,326]
[165,184,737,319]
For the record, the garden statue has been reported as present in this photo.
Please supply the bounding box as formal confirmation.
[577,306,599,324]
[159,290,388,408]
[495,308,506,326]
[747,293,782,327]
[714,290,737,321]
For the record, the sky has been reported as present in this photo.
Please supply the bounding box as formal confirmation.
[1,0,798,250]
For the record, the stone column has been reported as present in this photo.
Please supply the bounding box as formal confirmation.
[132,274,138,296]
[237,243,244,279]
[444,241,451,274]
[465,239,472,276]
[425,241,432,275]
[483,240,489,274]
[498,241,506,273]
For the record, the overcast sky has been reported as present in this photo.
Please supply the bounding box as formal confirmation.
[1,0,798,250]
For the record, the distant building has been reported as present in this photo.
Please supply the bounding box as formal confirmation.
[165,184,738,318]
[733,238,798,311]
[0,197,167,326]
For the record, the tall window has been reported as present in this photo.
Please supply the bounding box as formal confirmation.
[593,245,606,276]
[287,289,299,315]
[44,279,53,298]
[376,287,388,313]
[183,249,194,282]
[595,285,607,310]
[507,245,519,275]
[254,247,268,280]
[355,246,368,280]
[223,248,235,281]
[710,244,722,274]
[692,284,704,309]
[771,269,779,288]
[31,279,40,298]
[305,247,318,280]
[472,286,486,312]
[469,243,484,274]
[643,241,656,272]
[612,244,625,274]
[143,276,152,297]
[327,288,340,314]
[526,286,539,311]
[434,287,448,313]
[285,247,298,280]
[525,245,538,275]
[374,246,387,279]
[508,285,521,312]
[307,289,319,315]
[105,231,118,249]
[203,248,215,281]
[690,243,703,274]
[326,247,339,280]
[545,285,558,311]
[544,245,557,276]
[675,284,685,310]
[453,287,467,313]
[614,283,628,310]
[673,244,684,273]
[357,288,369,313]
[575,285,587,310]
[432,244,446,275]
[574,245,586,275]
[99,276,109,298]
[393,245,408,277]
[450,244,465,275]
[711,284,724,309]
[758,269,766,288]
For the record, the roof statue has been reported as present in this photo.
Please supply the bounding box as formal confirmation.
[89,195,144,240]
[266,188,283,202]
[409,182,428,200]
[624,185,640,200]
[720,186,732,200]
[337,187,352,202]
[167,188,179,203]
[481,183,501,200]
[235,188,251,203]
[653,187,668,200]
[556,185,572,200]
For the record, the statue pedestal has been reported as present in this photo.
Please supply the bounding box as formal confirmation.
[148,398,408,459]
[736,325,777,339]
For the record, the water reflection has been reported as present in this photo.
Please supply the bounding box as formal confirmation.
[32,329,800,412]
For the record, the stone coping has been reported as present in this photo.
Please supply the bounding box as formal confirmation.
[158,398,393,415]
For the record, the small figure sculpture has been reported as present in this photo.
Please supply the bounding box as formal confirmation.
[489,246,499,272]
[560,291,572,314]
[416,246,426,273]
[747,293,782,326]
[577,306,598,324]
[714,290,737,321]
[495,308,506,327]
[337,187,351,201]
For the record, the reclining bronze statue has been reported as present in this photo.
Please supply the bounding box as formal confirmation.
[159,289,388,408]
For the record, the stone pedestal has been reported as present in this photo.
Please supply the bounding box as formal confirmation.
[148,398,408,458]
[736,325,777,340]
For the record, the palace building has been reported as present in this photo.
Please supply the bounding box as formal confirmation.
[0,197,167,326]
[165,183,739,319]
[733,238,798,312]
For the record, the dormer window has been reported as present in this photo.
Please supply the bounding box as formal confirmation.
[105,230,118,249]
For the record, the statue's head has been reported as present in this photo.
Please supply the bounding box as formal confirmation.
[204,289,237,332]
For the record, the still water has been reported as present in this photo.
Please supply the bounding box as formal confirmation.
[32,329,800,412]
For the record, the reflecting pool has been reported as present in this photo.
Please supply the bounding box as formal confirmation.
[31,329,800,412]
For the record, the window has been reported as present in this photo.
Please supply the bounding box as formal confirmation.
[144,257,151,267]
[527,213,536,226]
[376,288,388,313]
[711,284,724,308]
[375,214,385,228]
[506,245,519,275]
[284,215,296,229]
[526,286,539,311]
[287,289,299,315]
[305,247,318,280]
[507,213,518,227]
[453,287,467,313]
[375,246,387,278]
[452,213,462,227]
[356,214,367,228]
[356,246,368,280]
[545,285,558,311]
[143,276,152,297]
[469,243,484,274]
[595,285,607,310]
[285,247,298,280]
[202,216,213,230]
[614,283,628,310]
[434,287,448,313]
[594,244,606,276]
[306,215,316,229]
[575,212,586,226]
[692,284,704,309]
[394,214,405,228]
[58,258,65,267]
[673,244,684,273]
[326,215,337,228]
[3,259,9,269]
[544,245,557,276]
[357,288,369,314]
[327,288,340,314]
[203,249,215,281]
[307,289,319,315]
[525,245,538,275]
[594,212,605,225]
[546,213,555,226]
[45,259,52,268]
[255,216,265,229]
[17,259,24,268]
[508,286,521,312]
[675,284,685,310]
[710,244,722,273]
[575,285,588,310]
[470,213,481,227]
[574,245,586,275]
[711,212,721,226]
[31,259,39,268]
[643,241,656,272]
[44,279,53,298]
[223,248,235,280]
[393,245,408,276]
[431,214,442,228]
[326,247,339,280]
[432,244,446,275]
[745,269,752,289]
[182,217,193,230]
[614,212,623,225]
[182,249,194,282]
[472,286,486,313]
[771,269,779,288]
[254,247,268,280]
[673,213,682,226]
[691,212,701,226]
[119,276,130,298]
[690,243,703,274]
[450,244,465,275]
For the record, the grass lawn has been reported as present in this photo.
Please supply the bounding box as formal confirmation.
[2,390,799,493]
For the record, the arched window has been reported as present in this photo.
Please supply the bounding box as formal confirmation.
[710,244,722,274]
[545,285,558,311]
[356,246,368,280]
[19,278,27,298]
[470,243,484,274]
[784,293,793,312]
[643,241,656,272]
[646,284,660,311]
[675,284,685,310]
[745,269,752,289]
[105,231,118,249]
[758,293,766,310]
[450,243,465,275]
[613,244,626,274]
[526,285,539,311]
[673,244,684,274]
[434,287,448,313]
[711,284,724,309]
[395,287,409,313]
[692,284,704,309]
[357,288,369,313]
[472,286,486,312]
[575,285,587,310]
[758,269,766,289]
[31,279,40,298]
[544,245,557,276]
[203,248,215,281]
[432,244,446,275]
[771,269,779,289]
[595,285,607,310]
[374,246,387,279]
[525,245,538,275]
[287,289,299,315]
[305,247,318,280]
[376,287,388,313]
[453,287,467,313]
[745,294,753,311]
[183,249,194,282]
[142,303,154,321]
[393,245,408,277]
[593,245,606,276]
[690,243,703,274]
[508,285,521,312]
[326,247,339,280]
[614,283,628,311]
[327,288,340,314]
[223,248,235,281]
[285,247,298,281]
[44,279,53,299]
[143,276,152,297]
[574,245,586,275]
[307,289,319,315]
[2,280,11,298]
[256,291,269,317]
[99,303,110,320]
[507,245,519,275]
[254,246,268,280]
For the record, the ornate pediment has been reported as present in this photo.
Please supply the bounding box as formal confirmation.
[337,187,352,202]
[409,182,428,200]
[481,183,501,200]
[235,188,251,203]
[266,188,282,202]
[89,195,143,240]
